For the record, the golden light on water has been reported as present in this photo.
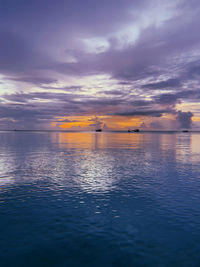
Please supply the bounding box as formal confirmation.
[51,132,146,151]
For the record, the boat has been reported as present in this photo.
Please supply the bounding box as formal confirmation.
[95,129,102,132]
[128,129,140,132]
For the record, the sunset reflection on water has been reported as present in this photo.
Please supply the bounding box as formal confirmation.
[51,131,145,150]
[1,131,200,266]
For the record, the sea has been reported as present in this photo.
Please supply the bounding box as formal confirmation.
[0,131,200,267]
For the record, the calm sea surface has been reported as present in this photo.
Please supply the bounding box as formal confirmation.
[0,131,200,266]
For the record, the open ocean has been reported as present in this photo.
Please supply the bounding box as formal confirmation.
[0,131,200,267]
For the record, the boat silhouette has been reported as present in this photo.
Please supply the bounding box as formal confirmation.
[128,129,140,132]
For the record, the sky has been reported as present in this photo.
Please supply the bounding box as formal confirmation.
[0,0,200,130]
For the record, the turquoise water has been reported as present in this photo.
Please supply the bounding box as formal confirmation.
[0,131,200,266]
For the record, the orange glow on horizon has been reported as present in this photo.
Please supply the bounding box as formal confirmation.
[51,115,143,130]
[192,117,200,122]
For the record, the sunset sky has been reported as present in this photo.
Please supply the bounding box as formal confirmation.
[0,0,200,130]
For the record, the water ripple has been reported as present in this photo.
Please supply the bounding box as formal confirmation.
[0,132,200,266]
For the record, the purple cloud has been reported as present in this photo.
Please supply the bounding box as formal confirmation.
[0,0,199,129]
